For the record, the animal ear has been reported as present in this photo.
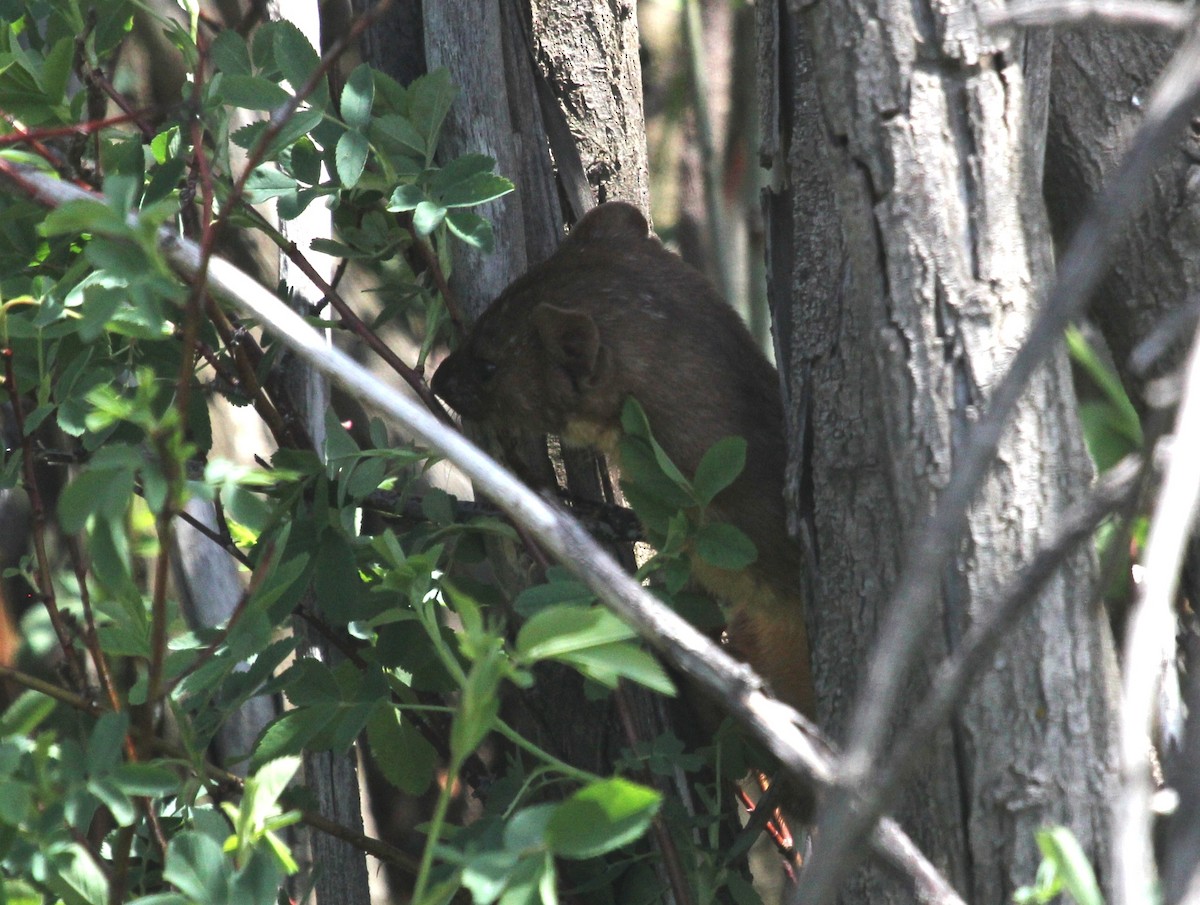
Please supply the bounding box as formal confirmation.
[531,304,600,381]
[568,202,650,244]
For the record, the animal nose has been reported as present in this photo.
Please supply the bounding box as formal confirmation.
[431,357,484,419]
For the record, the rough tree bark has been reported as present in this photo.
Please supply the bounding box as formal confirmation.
[1042,25,1200,904]
[761,3,1120,903]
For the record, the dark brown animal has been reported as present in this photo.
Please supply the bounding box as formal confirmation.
[432,202,813,712]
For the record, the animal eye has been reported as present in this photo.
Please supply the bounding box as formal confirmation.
[477,359,497,382]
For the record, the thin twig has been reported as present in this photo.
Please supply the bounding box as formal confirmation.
[984,0,1195,31]
[1116,329,1200,901]
[0,349,87,690]
[273,229,454,424]
[81,67,156,140]
[65,537,122,712]
[407,221,466,333]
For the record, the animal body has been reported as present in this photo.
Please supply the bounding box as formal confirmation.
[431,202,813,713]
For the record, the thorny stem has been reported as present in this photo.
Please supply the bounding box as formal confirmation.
[1,349,87,690]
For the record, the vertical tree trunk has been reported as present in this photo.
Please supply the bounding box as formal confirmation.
[761,3,1119,902]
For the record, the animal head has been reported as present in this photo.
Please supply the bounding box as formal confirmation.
[431,202,652,440]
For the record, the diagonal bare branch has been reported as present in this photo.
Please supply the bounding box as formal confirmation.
[0,160,966,905]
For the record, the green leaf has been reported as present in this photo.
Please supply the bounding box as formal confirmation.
[0,690,55,736]
[164,832,230,905]
[371,114,426,159]
[335,130,369,189]
[48,844,110,905]
[0,781,31,827]
[89,776,136,826]
[694,522,757,570]
[692,436,747,505]
[446,210,494,252]
[516,606,636,661]
[366,706,436,796]
[503,804,556,854]
[86,712,130,774]
[619,398,693,495]
[42,37,73,103]
[245,756,302,828]
[413,200,446,235]
[110,763,180,797]
[58,466,134,533]
[1066,326,1142,446]
[512,578,595,618]
[41,198,127,238]
[408,68,457,159]
[312,529,365,624]
[450,647,503,763]
[273,20,327,106]
[544,778,661,859]
[210,29,251,76]
[218,74,291,110]
[1034,827,1104,905]
[252,709,333,770]
[341,64,375,130]
[439,173,513,208]
[244,166,297,203]
[557,642,674,696]
[387,183,425,212]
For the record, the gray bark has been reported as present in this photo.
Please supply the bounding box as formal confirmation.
[528,0,649,210]
[1043,27,1200,905]
[761,2,1119,903]
[1045,31,1193,405]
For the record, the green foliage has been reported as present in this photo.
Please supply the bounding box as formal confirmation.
[0,4,709,904]
[1064,326,1147,606]
[1066,325,1142,472]
[1013,826,1106,905]
[618,397,757,586]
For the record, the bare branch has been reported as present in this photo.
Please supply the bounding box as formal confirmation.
[1116,325,1200,902]
[985,0,1195,31]
[0,160,964,905]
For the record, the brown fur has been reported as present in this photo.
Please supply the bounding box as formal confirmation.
[432,202,813,713]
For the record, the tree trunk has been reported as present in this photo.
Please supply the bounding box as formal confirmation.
[761,3,1120,902]
[1043,26,1200,904]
